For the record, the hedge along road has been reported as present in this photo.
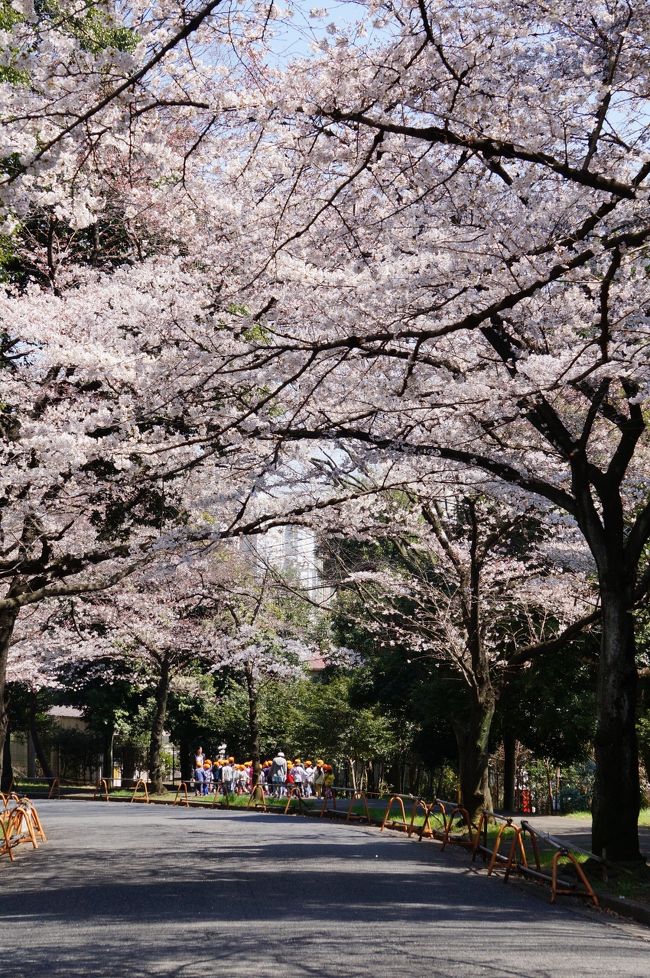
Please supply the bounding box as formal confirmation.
[1,801,649,978]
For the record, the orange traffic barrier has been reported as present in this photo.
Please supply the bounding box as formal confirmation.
[13,797,47,844]
[345,791,371,824]
[130,779,150,804]
[417,799,448,841]
[319,791,340,818]
[380,795,411,833]
[93,779,110,802]
[408,798,434,837]
[173,782,190,807]
[489,819,527,876]
[282,785,308,815]
[471,810,517,866]
[434,800,473,850]
[248,784,268,812]
[1,804,39,861]
[516,820,599,907]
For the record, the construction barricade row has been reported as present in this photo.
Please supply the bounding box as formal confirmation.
[1,794,47,865]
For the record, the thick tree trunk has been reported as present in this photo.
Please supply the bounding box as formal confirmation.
[453,690,496,823]
[244,663,261,783]
[148,656,171,795]
[102,724,114,783]
[1,720,13,793]
[502,732,517,812]
[0,607,19,785]
[99,724,114,784]
[592,586,641,861]
[29,695,53,780]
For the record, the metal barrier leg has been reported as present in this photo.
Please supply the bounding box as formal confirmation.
[380,795,408,833]
[130,780,150,804]
[174,782,190,807]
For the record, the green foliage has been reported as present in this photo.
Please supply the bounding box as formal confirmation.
[497,644,597,767]
[42,726,103,781]
[166,673,229,758]
[292,673,398,763]
[0,153,22,178]
[41,0,139,54]
[0,234,17,282]
[0,0,22,29]
[0,63,29,84]
[207,671,398,769]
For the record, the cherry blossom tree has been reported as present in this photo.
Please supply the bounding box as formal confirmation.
[217,0,650,861]
[3,0,649,860]
[321,487,597,819]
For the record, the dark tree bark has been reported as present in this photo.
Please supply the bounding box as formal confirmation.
[591,583,641,860]
[502,732,517,812]
[102,724,114,784]
[453,689,496,823]
[0,606,19,785]
[148,654,171,794]
[244,662,261,784]
[29,693,53,780]
[571,447,646,860]
[1,720,13,793]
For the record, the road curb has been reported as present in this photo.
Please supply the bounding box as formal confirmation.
[597,892,650,927]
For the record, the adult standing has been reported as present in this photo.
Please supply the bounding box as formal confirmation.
[271,751,287,797]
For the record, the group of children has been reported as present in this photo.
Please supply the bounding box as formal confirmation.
[192,749,334,798]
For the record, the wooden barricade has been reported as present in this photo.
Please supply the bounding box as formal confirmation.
[173,782,190,808]
[213,786,231,809]
[285,786,311,815]
[93,779,110,802]
[319,791,340,818]
[345,791,371,824]
[0,804,40,861]
[130,779,150,804]
[248,784,268,812]
[14,798,47,844]
[48,777,60,799]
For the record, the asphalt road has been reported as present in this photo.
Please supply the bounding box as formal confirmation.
[1,801,648,978]
[522,813,650,859]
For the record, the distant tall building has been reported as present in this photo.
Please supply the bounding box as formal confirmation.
[241,525,332,605]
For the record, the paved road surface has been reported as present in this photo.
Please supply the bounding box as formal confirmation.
[1,801,648,978]
[523,814,650,858]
